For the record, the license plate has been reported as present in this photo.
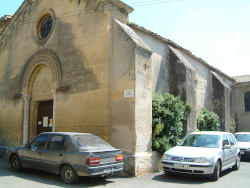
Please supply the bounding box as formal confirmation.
[104,168,115,173]
[173,163,189,169]
[241,151,244,155]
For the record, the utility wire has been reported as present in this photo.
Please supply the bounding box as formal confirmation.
[1,0,182,38]
[125,0,182,6]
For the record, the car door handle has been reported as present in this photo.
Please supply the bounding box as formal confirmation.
[59,154,63,157]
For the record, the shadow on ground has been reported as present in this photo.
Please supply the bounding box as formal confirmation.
[0,159,120,187]
[152,168,234,185]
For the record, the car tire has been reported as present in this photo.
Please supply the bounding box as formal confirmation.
[10,155,23,172]
[61,165,79,184]
[232,155,240,171]
[211,160,220,181]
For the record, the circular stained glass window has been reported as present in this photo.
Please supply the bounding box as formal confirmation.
[41,17,53,39]
[33,8,56,45]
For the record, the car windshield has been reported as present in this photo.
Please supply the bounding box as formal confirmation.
[179,134,220,148]
[235,134,250,142]
[73,135,114,150]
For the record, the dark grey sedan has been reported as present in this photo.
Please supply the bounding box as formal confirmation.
[7,132,124,184]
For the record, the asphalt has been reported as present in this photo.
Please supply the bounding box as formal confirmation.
[1,156,250,188]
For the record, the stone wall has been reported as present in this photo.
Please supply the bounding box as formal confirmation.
[132,25,233,135]
[111,19,153,176]
[232,83,250,131]
[0,0,132,145]
[211,72,230,131]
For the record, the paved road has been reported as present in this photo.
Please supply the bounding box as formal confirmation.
[0,157,249,188]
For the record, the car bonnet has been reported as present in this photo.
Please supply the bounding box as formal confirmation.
[166,146,220,158]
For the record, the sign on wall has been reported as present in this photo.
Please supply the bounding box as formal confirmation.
[124,89,135,98]
[43,117,48,127]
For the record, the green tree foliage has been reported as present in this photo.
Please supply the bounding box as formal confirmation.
[152,92,187,154]
[197,107,221,131]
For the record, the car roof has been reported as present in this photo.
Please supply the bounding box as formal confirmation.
[40,132,95,136]
[189,131,231,136]
[235,132,250,135]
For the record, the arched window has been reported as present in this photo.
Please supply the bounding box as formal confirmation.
[245,91,250,111]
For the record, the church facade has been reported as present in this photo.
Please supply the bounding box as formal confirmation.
[0,0,249,176]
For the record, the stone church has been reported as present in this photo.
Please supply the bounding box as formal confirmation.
[0,0,249,176]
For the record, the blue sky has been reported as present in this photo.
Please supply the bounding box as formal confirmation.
[1,0,249,77]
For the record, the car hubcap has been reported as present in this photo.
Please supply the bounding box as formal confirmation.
[65,169,73,180]
[13,160,18,168]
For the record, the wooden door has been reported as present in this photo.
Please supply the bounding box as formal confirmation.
[37,101,53,135]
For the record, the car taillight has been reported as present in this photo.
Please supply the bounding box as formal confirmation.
[85,158,100,165]
[116,155,123,162]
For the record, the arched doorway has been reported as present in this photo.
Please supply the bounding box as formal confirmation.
[31,65,54,136]
[21,50,62,144]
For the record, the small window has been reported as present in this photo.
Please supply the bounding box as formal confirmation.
[41,16,53,39]
[32,8,56,45]
[245,91,250,111]
[30,134,50,149]
[47,135,67,151]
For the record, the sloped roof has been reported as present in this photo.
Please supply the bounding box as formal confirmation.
[233,75,250,83]
[129,23,235,82]
[168,45,195,71]
[115,19,152,53]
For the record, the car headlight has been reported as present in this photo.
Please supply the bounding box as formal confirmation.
[194,157,208,163]
[163,154,172,160]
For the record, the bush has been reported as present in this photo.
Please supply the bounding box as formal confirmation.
[152,92,187,154]
[197,107,221,131]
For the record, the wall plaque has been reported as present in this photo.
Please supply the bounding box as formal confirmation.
[124,89,135,98]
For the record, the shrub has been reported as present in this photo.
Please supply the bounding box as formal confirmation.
[230,114,237,134]
[152,92,187,154]
[197,107,221,131]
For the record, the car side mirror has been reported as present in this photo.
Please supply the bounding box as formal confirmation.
[223,145,231,149]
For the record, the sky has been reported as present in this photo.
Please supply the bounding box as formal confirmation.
[0,0,249,77]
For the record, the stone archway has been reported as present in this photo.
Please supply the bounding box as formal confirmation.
[21,50,62,144]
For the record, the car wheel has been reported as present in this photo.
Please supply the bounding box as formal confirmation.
[232,155,240,170]
[211,161,220,181]
[10,155,22,172]
[61,165,79,184]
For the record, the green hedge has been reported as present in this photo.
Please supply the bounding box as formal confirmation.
[197,107,220,131]
[152,92,188,154]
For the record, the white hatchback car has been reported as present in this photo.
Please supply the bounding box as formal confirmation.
[161,131,240,181]
[235,132,250,160]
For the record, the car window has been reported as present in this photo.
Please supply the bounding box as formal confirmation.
[179,134,220,148]
[222,135,229,146]
[235,134,250,142]
[73,135,114,150]
[47,135,67,151]
[30,134,50,149]
[227,134,236,146]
